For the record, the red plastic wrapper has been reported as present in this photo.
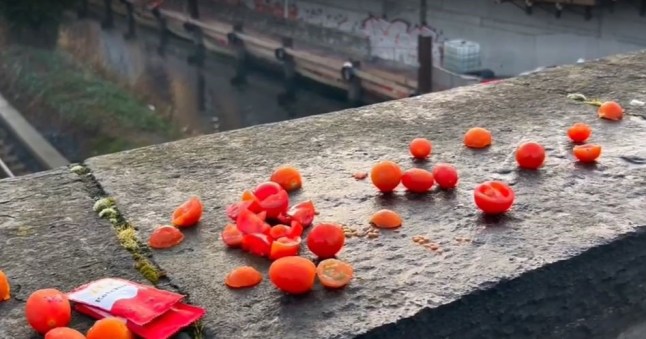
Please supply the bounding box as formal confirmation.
[67,278,205,339]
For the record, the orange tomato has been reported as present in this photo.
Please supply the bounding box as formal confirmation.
[86,317,133,339]
[25,289,71,334]
[573,144,602,163]
[432,163,459,189]
[474,181,515,215]
[225,266,263,289]
[268,256,316,294]
[172,196,203,227]
[148,225,184,249]
[370,209,402,229]
[567,122,592,143]
[45,327,86,339]
[317,259,354,289]
[269,224,291,240]
[307,223,345,259]
[0,270,9,301]
[221,224,243,248]
[409,138,432,159]
[515,142,546,170]
[464,127,492,149]
[269,237,302,261]
[270,165,302,192]
[370,161,403,193]
[401,168,434,193]
[598,101,624,120]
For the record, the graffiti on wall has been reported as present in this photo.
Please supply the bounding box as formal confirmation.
[214,0,444,66]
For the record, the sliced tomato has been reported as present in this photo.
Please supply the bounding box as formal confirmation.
[172,196,203,227]
[269,237,302,261]
[241,190,263,213]
[277,213,292,225]
[287,200,315,227]
[236,208,270,235]
[269,224,291,240]
[259,189,289,219]
[149,225,184,249]
[221,224,243,248]
[226,201,251,221]
[257,210,267,221]
[242,233,273,257]
[254,182,283,201]
[316,259,353,289]
[473,181,515,215]
[288,221,304,238]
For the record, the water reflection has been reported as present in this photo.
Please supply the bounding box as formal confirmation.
[57,17,349,136]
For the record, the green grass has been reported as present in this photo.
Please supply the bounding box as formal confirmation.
[0,46,178,149]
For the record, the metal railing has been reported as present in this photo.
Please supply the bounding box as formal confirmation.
[0,156,14,178]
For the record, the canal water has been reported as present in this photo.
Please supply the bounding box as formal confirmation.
[56,14,350,138]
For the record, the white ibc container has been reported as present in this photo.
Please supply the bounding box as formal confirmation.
[442,39,481,74]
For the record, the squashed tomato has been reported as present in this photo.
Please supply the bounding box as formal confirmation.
[269,256,316,294]
[307,223,345,259]
[236,208,270,235]
[432,163,459,189]
[287,200,315,227]
[567,123,591,143]
[148,225,184,249]
[515,142,545,170]
[573,144,602,163]
[474,181,515,215]
[221,224,243,247]
[269,237,302,260]
[225,266,263,289]
[401,168,434,193]
[172,196,203,227]
[242,233,273,257]
[25,289,71,334]
[317,259,354,289]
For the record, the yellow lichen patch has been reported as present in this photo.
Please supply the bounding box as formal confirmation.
[14,225,34,237]
[93,197,116,212]
[133,253,163,284]
[117,227,139,252]
[69,164,89,175]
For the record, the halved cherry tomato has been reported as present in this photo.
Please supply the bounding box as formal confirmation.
[226,201,250,221]
[432,163,459,189]
[270,166,302,192]
[225,266,263,289]
[221,224,243,247]
[401,168,434,193]
[254,182,283,201]
[287,200,316,227]
[259,189,289,219]
[307,223,345,259]
[268,256,316,294]
[370,209,402,229]
[269,224,291,240]
[236,208,270,235]
[567,123,591,143]
[242,233,273,257]
[316,259,354,289]
[573,144,602,163]
[409,138,432,159]
[464,127,492,149]
[598,101,624,121]
[148,225,184,249]
[241,190,263,213]
[515,142,545,170]
[288,221,304,238]
[474,181,515,215]
[172,196,203,227]
[0,270,9,301]
[269,237,302,260]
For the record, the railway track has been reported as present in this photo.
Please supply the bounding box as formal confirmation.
[0,124,36,179]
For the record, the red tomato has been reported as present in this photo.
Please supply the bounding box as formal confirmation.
[573,144,602,163]
[241,233,273,257]
[306,223,345,259]
[241,190,263,213]
[287,200,316,227]
[269,224,291,240]
[268,256,316,294]
[221,224,243,247]
[288,221,304,238]
[432,163,459,189]
[236,208,270,235]
[254,182,283,201]
[269,237,302,260]
[409,138,432,159]
[515,142,546,170]
[25,289,71,334]
[401,168,434,193]
[259,189,289,219]
[226,201,250,221]
[172,196,203,227]
[567,123,592,143]
[474,181,515,215]
[148,225,184,249]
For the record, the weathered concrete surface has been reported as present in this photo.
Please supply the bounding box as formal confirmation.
[86,51,646,338]
[0,170,144,338]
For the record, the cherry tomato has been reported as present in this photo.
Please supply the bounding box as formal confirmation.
[473,181,515,215]
[409,138,432,159]
[401,168,434,193]
[370,209,402,229]
[254,182,283,201]
[172,196,203,227]
[25,289,71,334]
[86,317,132,339]
[432,163,459,189]
[316,259,354,289]
[567,123,591,143]
[307,223,345,259]
[288,221,304,238]
[241,190,263,213]
[225,266,263,289]
[221,224,243,247]
[45,327,86,339]
[598,101,624,121]
[370,161,403,193]
[259,189,289,219]
[270,166,302,192]
[148,225,184,249]
[241,233,273,257]
[515,142,546,170]
[0,270,9,301]
[236,208,270,235]
[269,237,302,260]
[573,144,602,163]
[268,256,316,294]
[464,127,492,149]
[287,200,316,227]
[269,224,290,240]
